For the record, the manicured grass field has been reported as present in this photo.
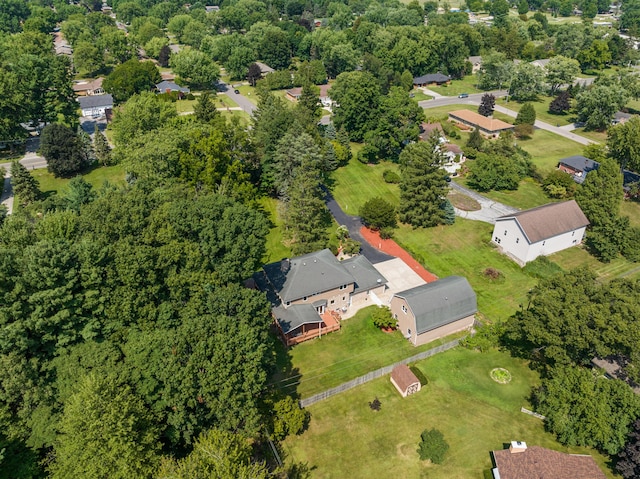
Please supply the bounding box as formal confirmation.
[272,306,467,399]
[428,76,483,97]
[330,158,400,214]
[216,93,239,109]
[621,200,640,228]
[219,109,251,125]
[393,220,536,321]
[31,164,126,196]
[411,89,433,101]
[234,84,259,105]
[282,347,618,479]
[550,246,640,281]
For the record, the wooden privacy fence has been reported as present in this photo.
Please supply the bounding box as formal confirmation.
[299,338,461,408]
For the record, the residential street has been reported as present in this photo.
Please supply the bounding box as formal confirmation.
[218,81,257,115]
[419,90,596,145]
[1,138,47,215]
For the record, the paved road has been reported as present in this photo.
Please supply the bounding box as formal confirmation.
[1,138,47,215]
[450,182,519,224]
[419,90,596,145]
[218,81,257,115]
[324,190,393,264]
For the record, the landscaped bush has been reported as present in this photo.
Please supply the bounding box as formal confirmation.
[417,428,449,464]
[382,169,400,183]
[360,197,397,231]
[543,170,576,199]
[371,306,395,330]
[369,397,381,411]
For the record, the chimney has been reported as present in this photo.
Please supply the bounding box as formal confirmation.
[509,441,527,453]
[280,259,290,273]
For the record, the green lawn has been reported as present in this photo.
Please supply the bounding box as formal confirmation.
[498,97,575,127]
[32,164,126,196]
[394,220,537,322]
[219,109,251,125]
[411,89,433,101]
[175,99,196,114]
[428,76,483,97]
[216,93,239,109]
[517,129,583,173]
[330,158,400,214]
[550,246,640,281]
[621,200,640,228]
[457,177,550,210]
[574,127,607,143]
[259,196,292,264]
[283,347,618,479]
[234,84,259,105]
[273,306,467,399]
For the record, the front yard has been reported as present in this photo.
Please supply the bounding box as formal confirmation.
[282,347,618,479]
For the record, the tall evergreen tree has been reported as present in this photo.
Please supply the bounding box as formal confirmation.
[398,140,448,228]
[158,44,171,68]
[40,124,88,178]
[193,91,219,124]
[515,102,536,125]
[296,82,322,129]
[466,127,484,151]
[10,160,41,204]
[93,126,111,166]
[272,132,322,199]
[283,157,330,254]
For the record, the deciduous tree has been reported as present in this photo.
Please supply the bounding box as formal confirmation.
[169,49,220,88]
[41,124,88,178]
[546,56,581,95]
[576,84,629,131]
[478,94,495,117]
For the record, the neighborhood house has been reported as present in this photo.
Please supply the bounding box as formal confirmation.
[286,84,332,107]
[156,80,190,94]
[448,109,514,137]
[72,77,104,96]
[390,276,477,347]
[492,200,590,266]
[557,155,599,184]
[256,249,388,345]
[78,94,113,118]
[492,442,606,479]
[413,72,451,87]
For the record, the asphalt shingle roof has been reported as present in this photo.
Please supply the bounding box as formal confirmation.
[341,255,387,294]
[496,200,590,244]
[273,304,323,334]
[78,94,113,109]
[263,249,355,303]
[396,276,477,334]
[492,446,606,479]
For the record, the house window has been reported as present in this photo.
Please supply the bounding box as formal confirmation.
[402,305,407,314]
[504,230,507,236]
[542,241,546,246]
[339,284,348,290]
[286,301,290,306]
[303,296,307,301]
[572,231,575,236]
[342,296,346,301]
[516,238,519,244]
[330,299,335,305]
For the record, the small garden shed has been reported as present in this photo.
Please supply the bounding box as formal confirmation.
[390,364,421,397]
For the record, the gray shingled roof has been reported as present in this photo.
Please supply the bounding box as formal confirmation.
[263,249,355,303]
[558,155,600,182]
[341,255,388,294]
[496,200,590,244]
[413,73,451,84]
[156,80,190,93]
[273,304,322,334]
[78,94,113,109]
[395,276,477,334]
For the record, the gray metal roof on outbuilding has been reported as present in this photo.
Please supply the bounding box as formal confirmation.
[395,276,477,334]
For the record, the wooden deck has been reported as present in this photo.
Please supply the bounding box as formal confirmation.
[284,311,342,347]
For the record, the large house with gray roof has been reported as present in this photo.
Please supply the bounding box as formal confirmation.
[492,200,589,266]
[390,276,477,347]
[258,249,388,345]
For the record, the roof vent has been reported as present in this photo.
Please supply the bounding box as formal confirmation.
[314,259,317,263]
[303,262,306,266]
[377,279,381,283]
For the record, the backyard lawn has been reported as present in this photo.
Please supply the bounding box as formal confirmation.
[574,127,607,143]
[272,305,467,399]
[32,164,126,196]
[330,158,400,214]
[394,220,537,322]
[259,196,292,264]
[427,76,483,97]
[516,129,583,173]
[282,347,618,479]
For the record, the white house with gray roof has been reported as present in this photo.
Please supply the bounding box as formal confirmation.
[78,94,113,117]
[492,200,589,266]
[390,276,477,347]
